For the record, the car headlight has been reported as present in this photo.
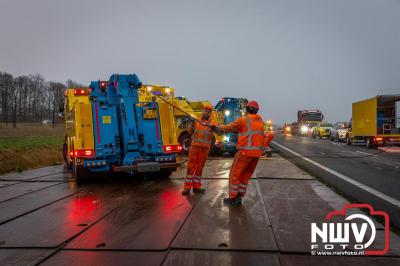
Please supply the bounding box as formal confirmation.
[301,126,308,133]
[223,135,230,142]
[224,110,231,116]
[286,126,291,131]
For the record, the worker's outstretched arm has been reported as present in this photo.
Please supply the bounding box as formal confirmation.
[209,119,241,134]
[219,118,242,134]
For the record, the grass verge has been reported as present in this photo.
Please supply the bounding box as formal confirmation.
[0,124,64,174]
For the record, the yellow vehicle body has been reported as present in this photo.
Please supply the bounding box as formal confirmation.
[348,95,400,147]
[139,84,221,153]
[352,97,378,137]
[173,97,197,146]
[63,88,94,166]
[138,85,179,146]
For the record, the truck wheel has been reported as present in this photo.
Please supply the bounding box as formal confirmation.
[159,169,173,178]
[366,137,375,149]
[73,164,91,183]
[179,133,191,154]
[63,138,72,169]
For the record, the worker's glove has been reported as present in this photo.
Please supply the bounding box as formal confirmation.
[210,125,223,134]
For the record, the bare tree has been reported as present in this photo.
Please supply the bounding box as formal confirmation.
[29,74,46,122]
[0,72,14,125]
[0,71,73,125]
[49,82,66,127]
[66,79,84,88]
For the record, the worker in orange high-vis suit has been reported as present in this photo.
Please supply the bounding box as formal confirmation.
[210,101,266,205]
[264,122,275,157]
[182,104,218,195]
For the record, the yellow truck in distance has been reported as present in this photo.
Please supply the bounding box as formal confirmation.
[347,95,400,148]
[138,85,219,153]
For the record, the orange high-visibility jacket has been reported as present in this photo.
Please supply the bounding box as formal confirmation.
[189,118,218,149]
[221,114,266,157]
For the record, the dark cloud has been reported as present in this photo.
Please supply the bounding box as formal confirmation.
[0,0,399,123]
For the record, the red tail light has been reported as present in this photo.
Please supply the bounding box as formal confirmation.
[100,81,107,90]
[72,149,95,157]
[163,145,183,153]
[74,88,89,96]
[376,137,383,141]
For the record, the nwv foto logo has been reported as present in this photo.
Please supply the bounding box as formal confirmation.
[310,204,390,256]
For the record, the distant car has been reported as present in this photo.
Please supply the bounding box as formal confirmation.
[312,122,333,138]
[329,122,350,141]
[42,119,53,126]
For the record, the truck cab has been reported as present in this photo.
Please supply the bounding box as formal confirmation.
[214,97,248,153]
[292,110,324,136]
[172,96,198,153]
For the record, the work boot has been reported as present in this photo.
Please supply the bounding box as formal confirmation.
[223,196,242,205]
[181,188,190,195]
[193,187,206,194]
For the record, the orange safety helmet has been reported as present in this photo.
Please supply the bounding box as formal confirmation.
[203,103,213,111]
[246,101,259,110]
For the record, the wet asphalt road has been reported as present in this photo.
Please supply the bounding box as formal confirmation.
[271,132,400,229]
[0,157,399,265]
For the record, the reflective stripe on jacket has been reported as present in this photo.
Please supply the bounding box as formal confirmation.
[191,118,217,148]
[221,114,266,157]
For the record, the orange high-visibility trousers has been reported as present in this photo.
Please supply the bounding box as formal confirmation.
[229,151,259,199]
[184,145,210,189]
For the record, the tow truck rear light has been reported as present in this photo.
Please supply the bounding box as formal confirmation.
[74,89,89,96]
[100,81,107,90]
[376,137,383,141]
[163,145,183,153]
[71,149,95,157]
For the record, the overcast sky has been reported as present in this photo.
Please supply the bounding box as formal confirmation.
[0,0,399,124]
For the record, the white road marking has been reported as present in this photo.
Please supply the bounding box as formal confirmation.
[272,141,400,208]
[356,151,375,156]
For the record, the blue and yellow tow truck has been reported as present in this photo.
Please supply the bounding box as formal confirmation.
[64,74,181,182]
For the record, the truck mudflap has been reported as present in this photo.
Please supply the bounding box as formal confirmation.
[112,162,180,173]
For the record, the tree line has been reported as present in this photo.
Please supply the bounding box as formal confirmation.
[0,71,83,127]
